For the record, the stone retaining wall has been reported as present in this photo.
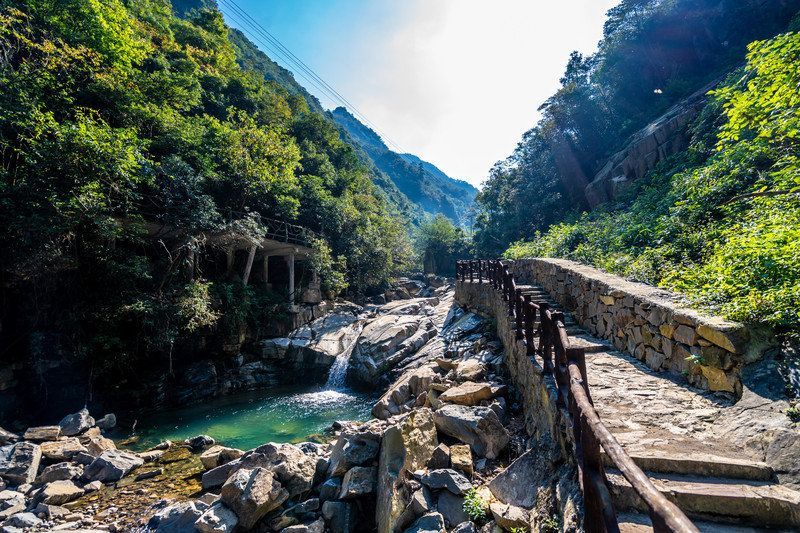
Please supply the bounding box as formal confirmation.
[454,280,583,526]
[507,258,753,397]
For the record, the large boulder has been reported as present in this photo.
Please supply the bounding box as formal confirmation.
[327,432,380,476]
[339,466,377,499]
[488,449,550,509]
[321,500,357,533]
[438,382,494,406]
[436,491,468,527]
[376,408,438,533]
[95,413,117,430]
[35,462,83,484]
[147,500,208,533]
[418,469,471,495]
[83,450,144,482]
[372,363,444,420]
[22,426,60,441]
[221,467,289,529]
[405,512,446,533]
[0,442,41,485]
[40,437,88,461]
[194,501,238,533]
[200,446,244,470]
[58,408,95,436]
[433,405,509,459]
[38,479,83,505]
[240,443,316,497]
[349,314,437,386]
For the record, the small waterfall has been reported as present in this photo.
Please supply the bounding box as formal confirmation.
[324,349,352,390]
[323,322,363,390]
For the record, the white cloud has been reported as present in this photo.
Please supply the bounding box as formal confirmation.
[326,0,618,187]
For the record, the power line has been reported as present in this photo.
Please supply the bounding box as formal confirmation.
[214,0,470,224]
[216,0,417,158]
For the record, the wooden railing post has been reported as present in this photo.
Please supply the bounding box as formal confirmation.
[514,288,524,340]
[477,260,483,283]
[524,296,536,357]
[539,302,552,372]
[469,260,474,283]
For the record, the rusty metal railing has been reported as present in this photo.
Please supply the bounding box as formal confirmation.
[456,259,698,533]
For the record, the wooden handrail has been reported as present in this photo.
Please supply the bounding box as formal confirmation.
[456,260,699,533]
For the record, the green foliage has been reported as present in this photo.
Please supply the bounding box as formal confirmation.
[504,31,800,335]
[462,488,488,522]
[415,214,470,276]
[310,237,347,297]
[540,515,561,533]
[177,280,219,332]
[474,0,799,256]
[0,0,411,391]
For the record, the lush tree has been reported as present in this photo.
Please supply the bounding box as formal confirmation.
[415,215,470,276]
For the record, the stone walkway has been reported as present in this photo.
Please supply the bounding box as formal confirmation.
[585,347,749,460]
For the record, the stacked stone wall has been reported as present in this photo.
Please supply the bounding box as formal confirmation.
[508,258,753,397]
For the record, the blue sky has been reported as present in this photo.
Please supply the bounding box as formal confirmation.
[219,0,619,187]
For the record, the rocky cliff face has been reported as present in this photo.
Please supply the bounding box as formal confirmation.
[583,82,715,207]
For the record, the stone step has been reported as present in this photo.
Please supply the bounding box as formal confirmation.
[607,469,800,527]
[602,452,774,482]
[616,512,776,533]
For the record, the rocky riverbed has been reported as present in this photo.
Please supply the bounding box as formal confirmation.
[0,277,563,532]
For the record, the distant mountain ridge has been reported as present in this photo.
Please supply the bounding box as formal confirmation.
[331,107,477,226]
[172,0,476,226]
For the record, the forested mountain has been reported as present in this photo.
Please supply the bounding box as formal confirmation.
[332,107,478,226]
[474,0,800,336]
[0,0,414,404]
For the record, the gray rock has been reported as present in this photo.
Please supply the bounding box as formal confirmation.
[488,449,543,508]
[327,432,380,476]
[200,445,244,470]
[38,480,83,505]
[0,442,41,484]
[0,491,24,511]
[221,467,288,529]
[36,462,83,484]
[451,522,477,533]
[318,477,342,503]
[339,466,377,499]
[270,498,320,530]
[376,409,438,533]
[95,414,117,430]
[2,512,41,529]
[281,518,324,533]
[83,481,102,493]
[40,437,88,461]
[404,512,446,533]
[147,500,208,533]
[433,405,509,459]
[437,491,467,526]
[321,500,357,533]
[396,487,434,531]
[428,443,450,470]
[418,469,471,495]
[22,426,60,441]
[59,408,95,437]
[185,435,215,451]
[201,460,240,490]
[0,429,18,446]
[194,501,238,533]
[489,501,529,530]
[240,443,316,497]
[33,502,68,519]
[83,450,144,482]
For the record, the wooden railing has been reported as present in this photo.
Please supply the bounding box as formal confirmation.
[456,260,699,533]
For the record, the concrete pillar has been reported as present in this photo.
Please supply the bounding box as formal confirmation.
[242,245,257,285]
[262,255,270,286]
[287,253,296,302]
[226,249,235,276]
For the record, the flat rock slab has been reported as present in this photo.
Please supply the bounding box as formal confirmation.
[438,382,494,406]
